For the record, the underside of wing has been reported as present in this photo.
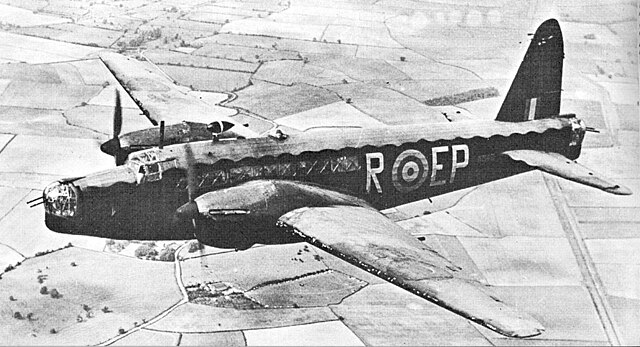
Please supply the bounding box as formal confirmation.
[278,205,545,338]
[99,52,257,138]
[503,149,632,195]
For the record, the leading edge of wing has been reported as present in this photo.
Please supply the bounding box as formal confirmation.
[278,205,544,338]
[98,52,258,138]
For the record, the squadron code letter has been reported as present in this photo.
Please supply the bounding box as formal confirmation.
[366,153,384,193]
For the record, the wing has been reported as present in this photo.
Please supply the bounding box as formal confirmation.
[99,52,258,138]
[503,150,632,195]
[278,205,545,338]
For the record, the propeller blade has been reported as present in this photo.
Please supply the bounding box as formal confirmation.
[182,144,199,234]
[184,144,197,203]
[108,89,127,165]
[114,140,126,166]
[113,89,122,138]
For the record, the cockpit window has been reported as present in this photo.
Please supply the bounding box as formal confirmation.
[129,150,161,164]
[133,159,177,184]
[144,163,161,182]
[135,163,162,183]
[207,120,235,135]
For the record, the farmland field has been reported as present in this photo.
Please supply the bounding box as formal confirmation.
[10,24,121,48]
[144,49,258,72]
[0,247,181,345]
[158,65,252,92]
[230,81,341,119]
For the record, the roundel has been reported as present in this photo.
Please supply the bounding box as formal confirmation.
[392,149,429,193]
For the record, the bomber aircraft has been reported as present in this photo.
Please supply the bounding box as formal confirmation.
[34,19,631,339]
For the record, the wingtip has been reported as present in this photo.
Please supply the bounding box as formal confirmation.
[605,184,633,196]
[486,314,545,339]
[506,324,545,338]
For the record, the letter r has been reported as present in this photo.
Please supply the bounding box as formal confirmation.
[366,153,384,193]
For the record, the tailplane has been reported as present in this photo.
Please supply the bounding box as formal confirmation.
[497,19,564,122]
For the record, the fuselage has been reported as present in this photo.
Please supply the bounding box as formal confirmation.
[43,116,585,242]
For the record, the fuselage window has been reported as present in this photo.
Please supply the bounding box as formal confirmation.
[142,163,162,182]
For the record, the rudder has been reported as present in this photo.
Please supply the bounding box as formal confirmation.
[496,19,564,122]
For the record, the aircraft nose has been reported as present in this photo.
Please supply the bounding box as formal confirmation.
[43,181,79,218]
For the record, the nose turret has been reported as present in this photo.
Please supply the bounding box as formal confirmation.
[43,181,79,218]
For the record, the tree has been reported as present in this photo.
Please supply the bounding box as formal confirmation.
[50,289,61,299]
[188,240,204,253]
[134,245,158,258]
[40,286,48,295]
[159,247,176,262]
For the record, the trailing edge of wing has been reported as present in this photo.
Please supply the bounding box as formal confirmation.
[503,150,632,195]
[278,205,545,338]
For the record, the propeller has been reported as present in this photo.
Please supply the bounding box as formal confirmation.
[176,144,200,234]
[185,144,197,205]
[113,89,122,139]
[100,89,127,165]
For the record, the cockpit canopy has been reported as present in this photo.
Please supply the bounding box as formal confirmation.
[207,120,235,135]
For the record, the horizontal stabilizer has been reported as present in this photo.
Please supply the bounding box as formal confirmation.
[503,150,632,195]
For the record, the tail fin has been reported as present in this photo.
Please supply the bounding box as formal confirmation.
[496,19,564,122]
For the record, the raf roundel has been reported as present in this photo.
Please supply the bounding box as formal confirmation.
[392,149,429,193]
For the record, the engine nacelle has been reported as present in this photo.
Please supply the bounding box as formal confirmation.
[177,180,371,248]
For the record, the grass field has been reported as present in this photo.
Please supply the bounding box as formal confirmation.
[222,18,326,42]
[144,49,258,72]
[181,243,326,292]
[193,42,300,63]
[158,65,252,92]
[0,107,105,139]
[0,4,69,27]
[0,247,181,345]
[148,302,337,333]
[246,270,366,308]
[200,33,357,56]
[230,81,341,120]
[179,331,246,346]
[0,63,63,84]
[330,283,489,346]
[11,24,121,48]
[183,11,248,25]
